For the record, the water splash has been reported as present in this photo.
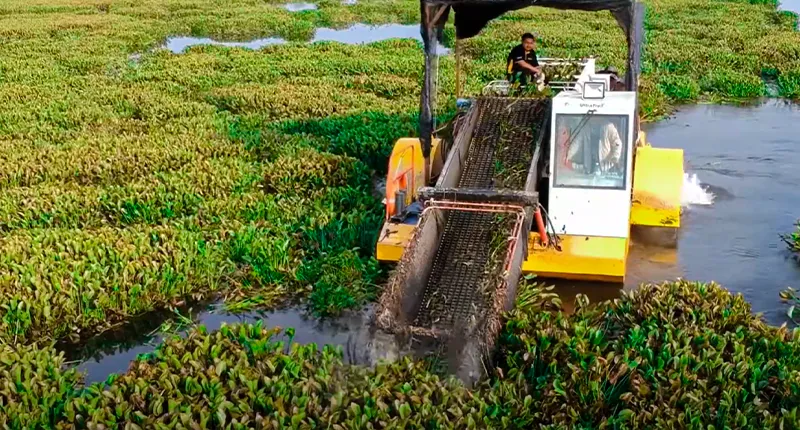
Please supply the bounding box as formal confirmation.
[682,173,715,206]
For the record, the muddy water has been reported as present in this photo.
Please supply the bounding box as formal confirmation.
[557,100,800,324]
[164,24,449,54]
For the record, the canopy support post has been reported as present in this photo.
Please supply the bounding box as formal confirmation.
[456,38,463,98]
[613,1,643,132]
[631,2,644,134]
[420,2,447,185]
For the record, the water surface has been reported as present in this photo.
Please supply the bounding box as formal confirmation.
[71,305,383,385]
[780,0,800,14]
[164,24,449,54]
[164,36,286,53]
[558,100,800,324]
[284,2,318,12]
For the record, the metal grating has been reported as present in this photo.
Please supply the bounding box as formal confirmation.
[413,210,494,328]
[412,97,546,331]
[458,97,545,189]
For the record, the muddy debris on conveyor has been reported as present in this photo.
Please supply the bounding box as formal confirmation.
[376,96,549,385]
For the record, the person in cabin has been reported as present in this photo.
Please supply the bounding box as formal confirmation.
[557,117,623,175]
[506,32,545,91]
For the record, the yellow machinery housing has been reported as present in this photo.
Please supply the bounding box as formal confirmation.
[374,2,680,285]
[377,128,684,284]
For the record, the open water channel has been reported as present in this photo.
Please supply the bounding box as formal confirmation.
[163,23,450,55]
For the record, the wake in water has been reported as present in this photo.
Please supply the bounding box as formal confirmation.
[682,173,715,206]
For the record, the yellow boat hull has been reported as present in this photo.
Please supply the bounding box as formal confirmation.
[522,234,628,283]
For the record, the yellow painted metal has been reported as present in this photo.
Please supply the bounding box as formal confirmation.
[386,138,425,209]
[379,137,441,259]
[385,138,441,203]
[631,144,684,228]
[376,221,417,262]
[521,234,628,282]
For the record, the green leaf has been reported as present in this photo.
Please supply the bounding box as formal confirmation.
[399,403,412,420]
[618,409,634,420]
[553,380,567,397]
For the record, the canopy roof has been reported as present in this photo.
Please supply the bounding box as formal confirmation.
[416,0,644,165]
[425,0,635,40]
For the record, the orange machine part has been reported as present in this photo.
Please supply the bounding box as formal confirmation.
[385,141,417,219]
[534,207,548,247]
[384,138,439,220]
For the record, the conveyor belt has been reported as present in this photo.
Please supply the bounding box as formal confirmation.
[414,211,495,328]
[413,97,544,330]
[458,97,545,189]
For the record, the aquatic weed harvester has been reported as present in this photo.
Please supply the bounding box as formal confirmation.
[374,0,685,385]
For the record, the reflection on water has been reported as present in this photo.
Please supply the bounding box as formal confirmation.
[69,304,389,385]
[555,100,800,324]
[312,24,450,54]
[284,2,318,12]
[163,24,449,55]
[780,0,800,14]
[164,36,286,53]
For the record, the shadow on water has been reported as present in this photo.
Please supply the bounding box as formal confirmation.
[163,24,450,54]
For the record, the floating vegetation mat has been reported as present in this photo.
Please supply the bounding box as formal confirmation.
[5,281,800,428]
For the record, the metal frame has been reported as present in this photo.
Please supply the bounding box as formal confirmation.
[423,200,527,276]
[417,0,644,171]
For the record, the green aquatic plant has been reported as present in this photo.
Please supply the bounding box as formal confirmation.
[494,279,800,428]
[781,220,800,256]
[780,287,800,323]
[151,307,197,337]
[8,281,800,428]
[0,343,83,429]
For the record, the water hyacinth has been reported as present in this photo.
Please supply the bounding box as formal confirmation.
[494,280,800,428]
[59,323,481,429]
[0,343,82,429]
[781,287,800,324]
[781,220,800,256]
[5,282,800,428]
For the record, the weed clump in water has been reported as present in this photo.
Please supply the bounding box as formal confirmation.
[781,220,800,257]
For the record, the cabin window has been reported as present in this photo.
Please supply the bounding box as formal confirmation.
[553,114,629,190]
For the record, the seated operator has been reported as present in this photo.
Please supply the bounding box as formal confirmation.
[506,32,545,91]
[562,120,623,174]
